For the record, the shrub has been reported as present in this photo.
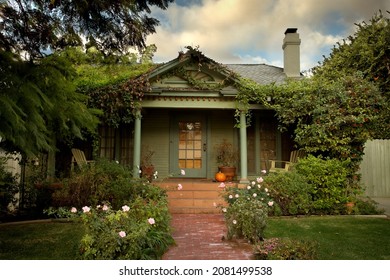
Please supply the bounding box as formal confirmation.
[294,155,352,214]
[263,172,313,216]
[52,158,166,209]
[222,178,273,207]
[79,197,174,260]
[354,197,385,215]
[253,238,318,260]
[222,178,273,242]
[46,159,174,259]
[224,197,268,243]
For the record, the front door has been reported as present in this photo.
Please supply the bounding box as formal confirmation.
[170,114,207,177]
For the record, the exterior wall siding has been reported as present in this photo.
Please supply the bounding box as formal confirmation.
[141,109,171,178]
[208,110,238,178]
[360,140,390,197]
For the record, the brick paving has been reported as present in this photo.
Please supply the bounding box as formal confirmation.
[162,214,254,260]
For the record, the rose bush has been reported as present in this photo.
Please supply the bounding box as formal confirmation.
[79,196,173,260]
[221,176,274,242]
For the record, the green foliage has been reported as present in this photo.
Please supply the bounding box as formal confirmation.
[221,178,273,242]
[263,172,313,216]
[294,155,353,214]
[313,11,390,94]
[222,179,272,206]
[55,47,156,127]
[224,197,268,243]
[313,11,390,138]
[0,50,100,156]
[52,158,166,209]
[354,197,385,215]
[271,75,383,166]
[0,156,19,212]
[45,159,173,259]
[78,197,173,260]
[253,238,318,260]
[0,0,173,59]
[263,156,366,215]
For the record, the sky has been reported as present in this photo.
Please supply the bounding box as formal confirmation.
[146,0,390,72]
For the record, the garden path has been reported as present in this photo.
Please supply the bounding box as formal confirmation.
[162,214,254,260]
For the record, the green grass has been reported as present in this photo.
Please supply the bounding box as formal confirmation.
[0,221,85,260]
[265,216,390,260]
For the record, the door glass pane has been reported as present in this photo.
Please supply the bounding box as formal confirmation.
[178,121,202,169]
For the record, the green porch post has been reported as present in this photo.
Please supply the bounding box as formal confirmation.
[133,110,142,178]
[239,111,249,183]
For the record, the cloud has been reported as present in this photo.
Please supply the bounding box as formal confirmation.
[147,0,390,71]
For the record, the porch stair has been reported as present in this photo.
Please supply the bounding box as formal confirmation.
[156,180,234,214]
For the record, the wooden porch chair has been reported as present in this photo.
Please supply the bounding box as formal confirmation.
[71,148,94,171]
[269,150,306,173]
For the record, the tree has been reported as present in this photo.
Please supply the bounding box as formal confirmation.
[270,75,384,165]
[312,10,390,138]
[0,0,171,156]
[0,0,173,60]
[0,49,101,157]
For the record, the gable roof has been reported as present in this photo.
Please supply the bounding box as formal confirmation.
[145,48,289,93]
[226,64,287,85]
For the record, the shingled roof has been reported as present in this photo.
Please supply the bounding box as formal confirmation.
[226,64,287,85]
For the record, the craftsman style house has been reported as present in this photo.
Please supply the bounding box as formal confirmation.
[97,28,302,183]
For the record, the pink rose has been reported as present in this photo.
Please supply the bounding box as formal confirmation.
[82,206,90,213]
[148,218,155,225]
[70,207,77,213]
[122,205,130,212]
[257,177,264,183]
[268,201,274,207]
[118,231,126,238]
[177,184,183,190]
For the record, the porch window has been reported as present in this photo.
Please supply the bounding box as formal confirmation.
[178,121,202,169]
[98,125,133,165]
[99,126,115,160]
[246,113,294,174]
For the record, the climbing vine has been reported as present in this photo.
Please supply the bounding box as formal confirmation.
[62,47,155,127]
[84,71,153,127]
[236,73,384,177]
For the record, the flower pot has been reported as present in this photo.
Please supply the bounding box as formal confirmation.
[218,166,236,181]
[141,165,155,181]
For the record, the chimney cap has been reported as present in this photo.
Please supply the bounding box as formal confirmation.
[284,28,298,34]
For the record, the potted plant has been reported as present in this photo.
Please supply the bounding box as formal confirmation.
[140,145,155,181]
[215,139,238,181]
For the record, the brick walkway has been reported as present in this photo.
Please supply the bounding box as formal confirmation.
[162,214,254,260]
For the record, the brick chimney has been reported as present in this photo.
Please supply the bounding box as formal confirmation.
[282,28,301,77]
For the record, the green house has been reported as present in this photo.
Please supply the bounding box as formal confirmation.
[97,28,302,183]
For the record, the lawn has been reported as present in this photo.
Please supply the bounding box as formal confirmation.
[0,216,389,260]
[265,216,390,260]
[0,221,85,260]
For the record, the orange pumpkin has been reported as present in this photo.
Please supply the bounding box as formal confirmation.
[215,172,226,182]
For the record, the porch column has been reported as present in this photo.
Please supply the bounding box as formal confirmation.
[133,110,142,178]
[239,111,249,183]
